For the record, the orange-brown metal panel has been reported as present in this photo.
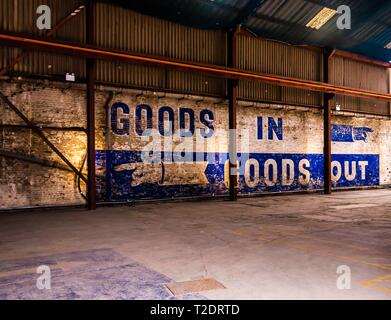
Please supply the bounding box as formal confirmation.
[94,2,226,96]
[2,32,391,103]
[0,0,85,78]
[236,34,322,107]
[331,55,389,115]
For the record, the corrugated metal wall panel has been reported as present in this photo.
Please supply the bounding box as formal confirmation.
[0,0,85,40]
[239,81,282,103]
[94,2,226,96]
[0,0,85,78]
[0,1,226,96]
[94,2,226,64]
[331,55,390,115]
[0,45,85,80]
[97,61,165,89]
[236,34,322,107]
[166,70,226,96]
[0,1,388,111]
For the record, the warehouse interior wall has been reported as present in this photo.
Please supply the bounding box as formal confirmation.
[1,1,389,113]
[1,79,391,209]
[1,1,391,209]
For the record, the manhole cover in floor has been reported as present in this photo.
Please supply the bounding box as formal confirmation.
[165,278,226,296]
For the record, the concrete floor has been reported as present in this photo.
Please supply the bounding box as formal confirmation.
[0,189,390,300]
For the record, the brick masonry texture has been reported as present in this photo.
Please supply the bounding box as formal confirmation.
[1,79,391,209]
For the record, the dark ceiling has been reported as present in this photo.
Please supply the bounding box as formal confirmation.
[105,0,391,63]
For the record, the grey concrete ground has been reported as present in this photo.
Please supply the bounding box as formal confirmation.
[0,189,391,300]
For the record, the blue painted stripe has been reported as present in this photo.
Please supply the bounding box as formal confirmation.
[332,125,374,142]
[96,151,380,202]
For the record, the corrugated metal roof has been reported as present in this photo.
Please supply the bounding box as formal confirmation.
[107,0,391,62]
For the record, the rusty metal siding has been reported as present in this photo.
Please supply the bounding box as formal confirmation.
[0,1,226,96]
[331,55,389,115]
[94,2,226,96]
[1,1,389,111]
[0,0,85,78]
[0,0,85,40]
[94,2,226,64]
[97,62,166,89]
[0,45,85,80]
[236,34,322,107]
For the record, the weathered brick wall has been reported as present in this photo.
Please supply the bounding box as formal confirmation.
[1,79,390,209]
[102,93,390,201]
[1,80,90,208]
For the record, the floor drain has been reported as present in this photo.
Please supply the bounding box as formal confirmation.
[165,278,226,296]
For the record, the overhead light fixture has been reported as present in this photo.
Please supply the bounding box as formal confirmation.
[306,7,337,30]
[384,42,391,49]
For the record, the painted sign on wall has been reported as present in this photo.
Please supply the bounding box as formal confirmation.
[95,98,380,202]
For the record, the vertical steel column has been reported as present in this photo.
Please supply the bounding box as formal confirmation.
[86,0,96,210]
[388,68,391,116]
[323,49,333,195]
[227,27,240,201]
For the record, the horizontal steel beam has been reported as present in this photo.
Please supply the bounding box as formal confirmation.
[0,4,85,77]
[332,49,391,68]
[1,32,391,103]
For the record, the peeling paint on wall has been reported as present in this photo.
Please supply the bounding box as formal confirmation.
[1,80,390,208]
[96,151,380,201]
[99,94,385,202]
